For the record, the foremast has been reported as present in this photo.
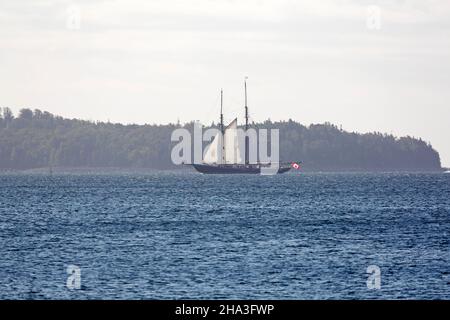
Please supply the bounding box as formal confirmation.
[244,78,249,165]
[220,89,225,164]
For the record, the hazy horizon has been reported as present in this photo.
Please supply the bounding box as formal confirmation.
[1,1,449,166]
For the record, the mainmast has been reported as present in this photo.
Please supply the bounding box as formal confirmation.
[244,78,249,165]
[220,89,224,134]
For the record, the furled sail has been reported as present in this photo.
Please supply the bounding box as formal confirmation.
[224,118,243,164]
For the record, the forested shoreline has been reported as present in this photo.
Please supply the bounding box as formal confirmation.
[0,108,442,171]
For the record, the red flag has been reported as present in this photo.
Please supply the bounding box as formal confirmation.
[291,162,300,170]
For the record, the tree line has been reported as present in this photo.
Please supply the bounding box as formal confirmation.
[0,108,442,171]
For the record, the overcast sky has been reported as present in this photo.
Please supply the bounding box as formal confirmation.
[1,0,449,166]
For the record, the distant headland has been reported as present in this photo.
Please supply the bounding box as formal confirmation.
[0,108,443,172]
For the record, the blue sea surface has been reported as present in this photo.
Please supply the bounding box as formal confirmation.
[0,171,449,299]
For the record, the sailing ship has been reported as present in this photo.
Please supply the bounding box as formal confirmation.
[192,80,292,174]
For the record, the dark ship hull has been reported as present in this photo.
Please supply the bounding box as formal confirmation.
[192,163,291,174]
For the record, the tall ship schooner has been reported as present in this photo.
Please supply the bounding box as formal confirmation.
[192,80,292,174]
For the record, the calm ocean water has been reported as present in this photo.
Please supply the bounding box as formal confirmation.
[0,171,449,299]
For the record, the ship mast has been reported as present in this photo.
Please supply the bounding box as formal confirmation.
[244,78,249,165]
[220,89,225,164]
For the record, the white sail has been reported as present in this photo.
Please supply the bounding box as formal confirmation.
[203,119,244,165]
[203,131,221,164]
[224,118,243,164]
